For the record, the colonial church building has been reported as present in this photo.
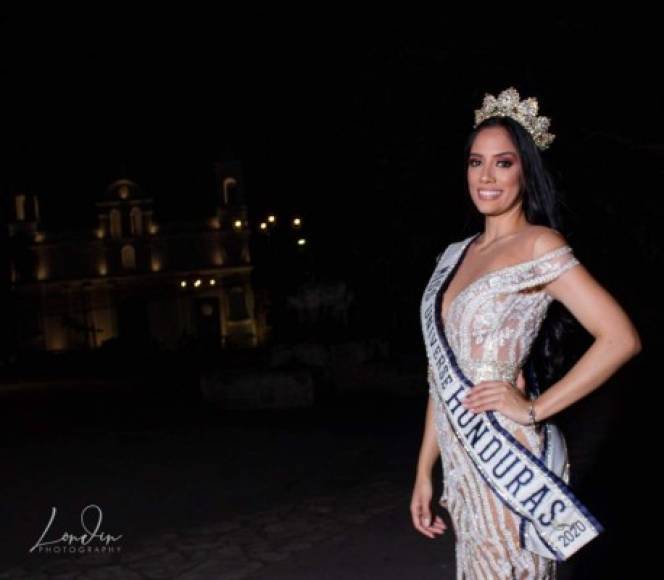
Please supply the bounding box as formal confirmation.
[6,160,263,352]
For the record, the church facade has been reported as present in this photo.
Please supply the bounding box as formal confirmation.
[6,161,263,352]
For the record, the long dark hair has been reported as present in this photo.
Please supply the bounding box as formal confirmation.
[462,116,577,396]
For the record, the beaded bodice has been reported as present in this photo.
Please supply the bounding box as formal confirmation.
[439,234,580,388]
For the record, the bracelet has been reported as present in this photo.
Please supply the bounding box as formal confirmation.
[528,400,538,426]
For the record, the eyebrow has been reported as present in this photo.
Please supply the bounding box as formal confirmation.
[469,151,517,157]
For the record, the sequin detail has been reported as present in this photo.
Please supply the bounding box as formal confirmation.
[428,235,580,579]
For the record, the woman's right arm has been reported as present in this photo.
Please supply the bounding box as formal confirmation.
[416,393,440,483]
[410,376,447,539]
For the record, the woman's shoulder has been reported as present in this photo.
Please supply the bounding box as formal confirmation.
[527,225,571,258]
[494,225,570,260]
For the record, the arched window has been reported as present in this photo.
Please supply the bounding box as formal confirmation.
[110,209,122,239]
[130,207,143,236]
[15,194,26,221]
[121,244,136,269]
[223,177,238,206]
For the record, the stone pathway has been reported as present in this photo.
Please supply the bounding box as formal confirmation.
[0,373,634,579]
[0,478,410,579]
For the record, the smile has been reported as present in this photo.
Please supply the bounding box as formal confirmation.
[478,189,502,200]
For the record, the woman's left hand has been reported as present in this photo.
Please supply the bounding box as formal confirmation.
[462,380,532,425]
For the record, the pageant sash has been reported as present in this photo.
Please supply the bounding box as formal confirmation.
[421,238,604,561]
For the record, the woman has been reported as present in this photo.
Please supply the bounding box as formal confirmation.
[410,87,642,579]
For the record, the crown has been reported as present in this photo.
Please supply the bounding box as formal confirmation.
[473,87,555,151]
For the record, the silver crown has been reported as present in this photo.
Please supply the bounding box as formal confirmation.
[473,87,555,151]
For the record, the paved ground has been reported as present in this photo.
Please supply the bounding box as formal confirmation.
[0,363,645,579]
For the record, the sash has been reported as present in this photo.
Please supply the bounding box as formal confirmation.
[421,237,604,561]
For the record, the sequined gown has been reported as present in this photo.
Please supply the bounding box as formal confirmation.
[427,234,581,580]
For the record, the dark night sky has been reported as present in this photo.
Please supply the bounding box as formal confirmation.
[0,9,661,267]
